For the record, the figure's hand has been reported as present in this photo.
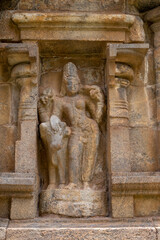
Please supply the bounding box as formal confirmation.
[89,86,102,101]
[40,88,53,105]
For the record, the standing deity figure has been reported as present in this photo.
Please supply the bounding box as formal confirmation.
[39,62,106,217]
[38,62,104,190]
[52,62,104,189]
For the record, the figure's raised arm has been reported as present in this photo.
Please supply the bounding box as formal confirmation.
[38,88,63,123]
[83,85,105,123]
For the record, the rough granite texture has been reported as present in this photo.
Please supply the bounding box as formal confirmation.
[2,217,160,240]
[1,0,160,239]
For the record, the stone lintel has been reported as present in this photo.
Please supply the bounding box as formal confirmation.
[12,12,145,42]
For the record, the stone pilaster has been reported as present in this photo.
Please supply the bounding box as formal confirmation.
[109,63,133,173]
[9,44,40,219]
[108,64,134,218]
[145,7,160,169]
[106,43,149,218]
[15,72,37,122]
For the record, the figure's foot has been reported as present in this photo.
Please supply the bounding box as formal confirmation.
[83,182,91,189]
[59,183,66,189]
[65,183,78,189]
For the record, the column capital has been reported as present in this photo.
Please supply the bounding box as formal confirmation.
[11,63,36,82]
[115,78,130,88]
[11,63,38,121]
[106,43,149,87]
[114,63,134,88]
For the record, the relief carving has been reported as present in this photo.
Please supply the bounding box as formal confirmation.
[40,115,71,189]
[39,62,106,217]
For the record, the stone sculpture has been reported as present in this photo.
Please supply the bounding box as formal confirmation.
[39,115,71,189]
[39,62,104,189]
[1,1,160,238]
[54,62,104,189]
[38,62,106,217]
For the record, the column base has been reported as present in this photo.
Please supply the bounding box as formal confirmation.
[112,196,134,218]
[10,196,37,220]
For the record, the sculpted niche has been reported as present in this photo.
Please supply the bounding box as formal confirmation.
[38,62,106,217]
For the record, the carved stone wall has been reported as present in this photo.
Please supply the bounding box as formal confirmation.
[1,1,160,239]
[38,58,107,217]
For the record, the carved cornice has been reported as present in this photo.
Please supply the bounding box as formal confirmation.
[12,12,145,42]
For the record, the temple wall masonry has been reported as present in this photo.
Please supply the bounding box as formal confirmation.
[0,0,160,239]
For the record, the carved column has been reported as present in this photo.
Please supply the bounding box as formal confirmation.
[107,43,149,218]
[145,7,160,170]
[9,44,40,219]
[14,65,37,122]
[108,63,133,218]
[11,63,38,174]
[109,63,133,173]
[107,45,133,218]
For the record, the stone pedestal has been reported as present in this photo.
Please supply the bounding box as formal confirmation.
[40,188,107,217]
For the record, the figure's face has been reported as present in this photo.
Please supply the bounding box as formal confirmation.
[40,88,53,105]
[64,75,80,95]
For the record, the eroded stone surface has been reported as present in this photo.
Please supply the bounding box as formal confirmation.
[11,12,145,42]
[38,62,105,217]
[0,219,8,240]
[6,225,157,240]
[40,188,107,217]
[0,126,16,172]
[17,0,125,12]
[0,0,160,231]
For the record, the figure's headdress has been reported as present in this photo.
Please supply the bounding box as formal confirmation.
[60,62,80,96]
